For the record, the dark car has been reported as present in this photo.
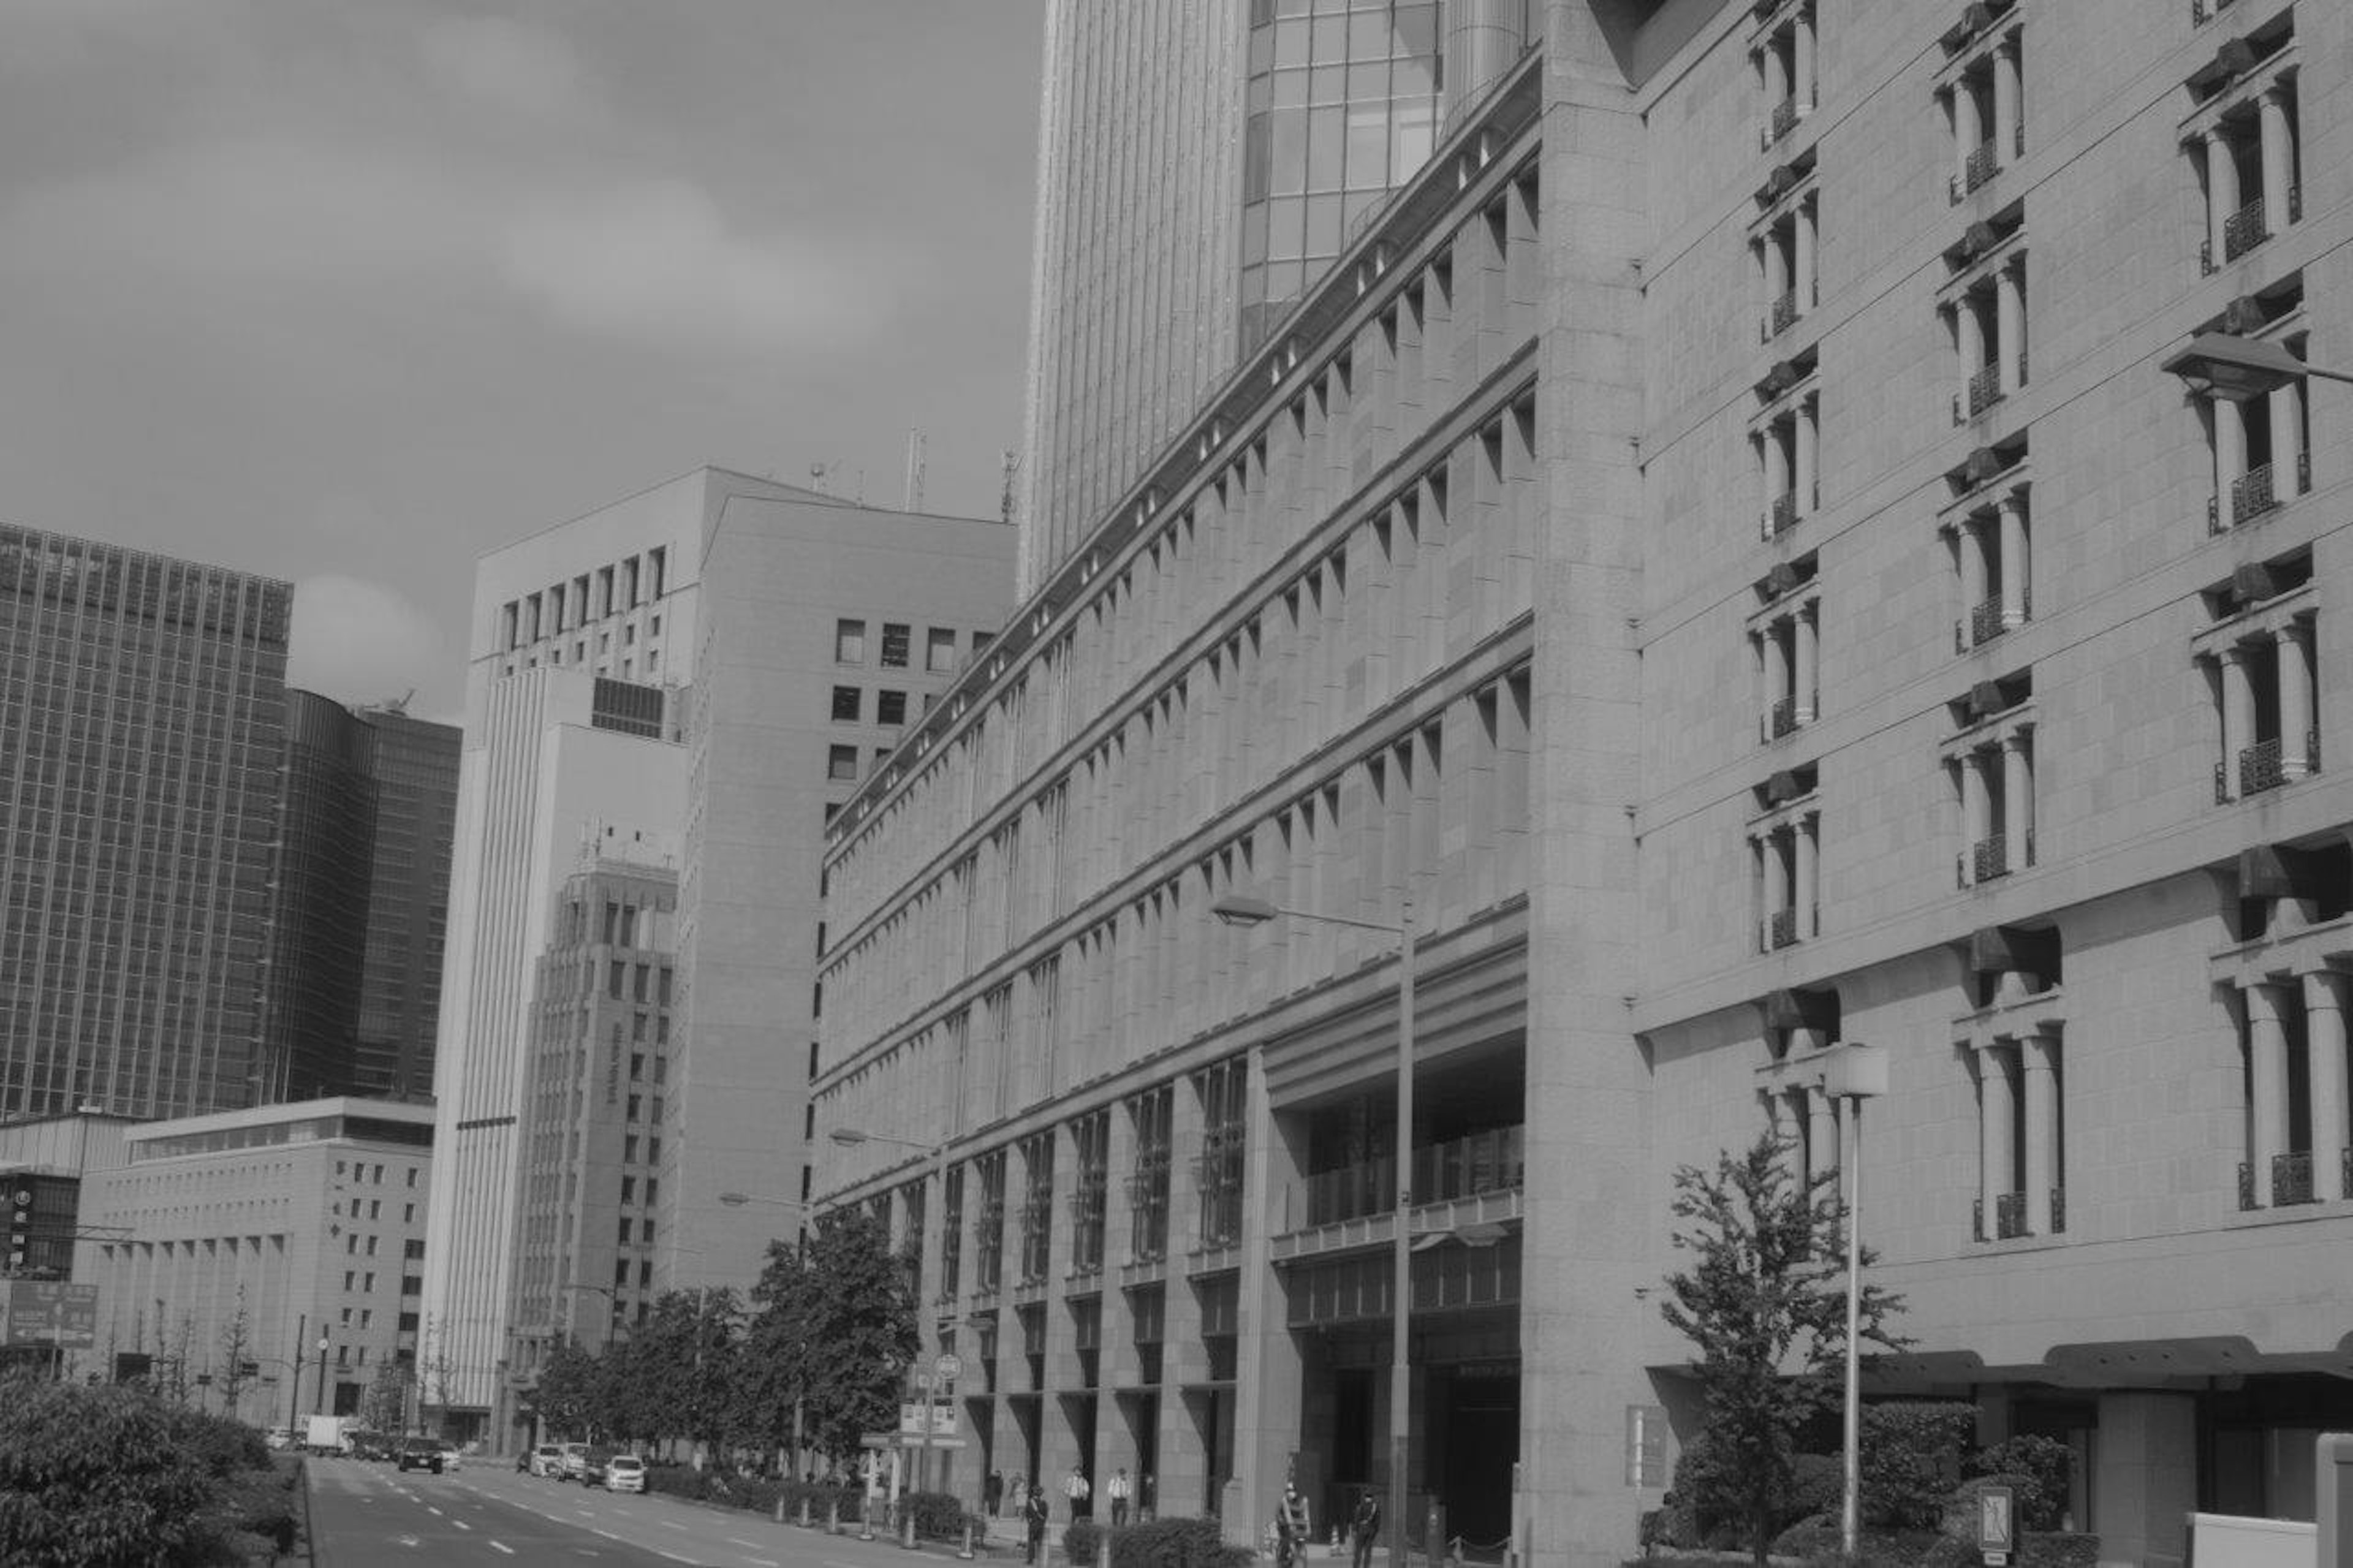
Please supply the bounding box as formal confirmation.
[396,1436,445,1474]
[351,1431,395,1462]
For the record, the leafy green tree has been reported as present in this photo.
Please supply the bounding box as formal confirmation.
[525,1336,605,1442]
[1659,1133,1908,1567]
[0,1375,216,1564]
[361,1360,409,1434]
[743,1208,915,1464]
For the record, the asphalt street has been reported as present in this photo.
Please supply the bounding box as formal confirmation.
[309,1456,1028,1568]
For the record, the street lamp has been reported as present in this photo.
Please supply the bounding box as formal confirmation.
[718,1192,815,1479]
[830,1126,950,1503]
[313,1335,331,1419]
[1210,891,1416,1567]
[1821,1042,1889,1561]
[2161,331,2353,398]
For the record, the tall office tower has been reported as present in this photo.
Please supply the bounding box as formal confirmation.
[350,706,461,1101]
[817,2,2353,1563]
[260,691,380,1102]
[0,525,290,1119]
[422,468,1016,1445]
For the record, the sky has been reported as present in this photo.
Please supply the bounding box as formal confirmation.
[0,1,1047,719]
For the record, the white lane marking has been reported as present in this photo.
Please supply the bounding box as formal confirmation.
[426,1506,444,1517]
[728,1538,759,1548]
[594,1528,625,1541]
[453,1519,472,1531]
[657,1554,697,1565]
[397,1535,421,1547]
[748,1559,781,1567]
[661,1520,689,1531]
[490,1543,515,1556]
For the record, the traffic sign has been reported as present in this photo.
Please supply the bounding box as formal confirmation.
[933,1351,963,1383]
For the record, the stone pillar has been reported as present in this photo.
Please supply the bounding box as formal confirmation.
[1961,749,1990,869]
[1224,1050,1300,1543]
[2259,86,2295,239]
[1954,82,1982,189]
[2305,971,2351,1203]
[2094,1392,2197,1566]
[1794,604,1818,722]
[2270,374,2305,501]
[1956,300,1985,399]
[1979,1043,2014,1234]
[2021,1033,2057,1234]
[1761,34,1789,112]
[1762,233,1788,313]
[1792,11,1815,112]
[1995,262,2023,394]
[2220,645,2254,795]
[1795,201,1817,311]
[2279,621,2314,778]
[1991,41,2020,164]
[1760,833,1788,950]
[1958,516,1987,621]
[2001,730,2034,869]
[2206,127,2240,263]
[1996,493,2028,625]
[2247,982,2290,1207]
[1155,1079,1210,1522]
[1792,401,1817,519]
[1792,816,1817,941]
[1762,423,1789,513]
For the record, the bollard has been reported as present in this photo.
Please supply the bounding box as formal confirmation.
[775,1496,786,1524]
[801,1495,812,1529]
[904,1508,918,1548]
[828,1498,841,1536]
[860,1502,876,1542]
[1096,1526,1112,1568]
[960,1518,976,1561]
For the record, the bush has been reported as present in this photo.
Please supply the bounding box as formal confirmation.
[1969,1436,2073,1531]
[2020,1531,2099,1567]
[1858,1402,1977,1530]
[1064,1515,1236,1568]
[900,1489,973,1541]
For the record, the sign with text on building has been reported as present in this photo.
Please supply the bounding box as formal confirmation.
[0,1281,97,1349]
[1624,1404,1667,1489]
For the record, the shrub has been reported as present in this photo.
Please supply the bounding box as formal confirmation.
[1858,1402,1977,1530]
[1064,1515,1235,1568]
[900,1489,971,1541]
[2021,1531,2099,1567]
[0,1377,217,1566]
[1969,1436,2073,1531]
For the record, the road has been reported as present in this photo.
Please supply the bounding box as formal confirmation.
[309,1456,1020,1568]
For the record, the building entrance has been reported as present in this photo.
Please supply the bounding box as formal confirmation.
[1437,1363,1518,1550]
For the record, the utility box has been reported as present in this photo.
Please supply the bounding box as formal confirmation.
[2318,1432,2352,1568]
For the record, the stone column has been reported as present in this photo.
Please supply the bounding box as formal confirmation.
[1795,200,1817,311]
[1794,604,1818,722]
[1794,10,1816,111]
[2270,374,2305,501]
[1792,400,1817,518]
[1953,82,1982,190]
[1792,816,1817,941]
[1958,515,1987,623]
[2021,1033,2058,1234]
[1995,262,2024,394]
[1761,35,1789,113]
[1991,41,2020,164]
[1762,424,1789,517]
[1155,1078,1210,1521]
[1760,833,1788,950]
[1224,1050,1300,1543]
[2002,729,2034,869]
[2206,127,2240,263]
[2095,1392,2197,1566]
[1979,1043,2015,1235]
[1961,749,1990,873]
[1997,492,2028,626]
[2215,396,2247,525]
[2246,982,2290,1207]
[1955,299,1985,406]
[2305,971,2351,1203]
[2278,621,2314,778]
[2220,645,2254,796]
[2259,86,2295,239]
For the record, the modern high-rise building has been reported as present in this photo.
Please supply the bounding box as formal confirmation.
[817,2,2353,1564]
[0,525,290,1119]
[421,467,1017,1444]
[350,705,461,1102]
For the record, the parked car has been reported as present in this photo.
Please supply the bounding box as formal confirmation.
[529,1444,564,1477]
[396,1436,445,1474]
[594,1453,646,1494]
[559,1441,592,1482]
[350,1431,395,1462]
[438,1443,464,1472]
[263,1427,297,1452]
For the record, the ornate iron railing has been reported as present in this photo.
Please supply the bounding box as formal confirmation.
[1965,140,1999,193]
[1968,362,2004,416]
[1770,491,1799,536]
[2240,737,2284,797]
[1767,907,1799,950]
[1771,289,1798,335]
[2272,1151,2316,1206]
[1972,835,2009,882]
[1297,1126,1526,1229]
[2237,1161,2257,1211]
[2050,1185,2065,1233]
[1993,1191,2027,1239]
[1771,97,1800,142]
[2223,195,2268,263]
[1969,597,2007,647]
[1770,696,1798,738]
[2231,462,2278,524]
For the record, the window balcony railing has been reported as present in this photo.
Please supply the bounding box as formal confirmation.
[1770,289,1799,336]
[1972,834,2009,882]
[2222,194,2269,263]
[1771,97,1800,142]
[2232,462,2278,524]
[1969,596,2009,648]
[1295,1124,1526,1230]
[2240,737,2285,797]
[2272,1151,2316,1206]
[1768,695,1799,739]
[1964,140,1999,194]
[2192,0,2240,23]
[1994,1190,2027,1239]
[1767,906,1800,950]
[1768,491,1799,537]
[1968,362,2004,417]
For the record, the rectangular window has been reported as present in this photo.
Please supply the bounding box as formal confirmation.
[880,623,912,667]
[832,686,863,722]
[836,618,866,663]
[926,627,958,672]
[876,689,907,726]
[828,744,859,781]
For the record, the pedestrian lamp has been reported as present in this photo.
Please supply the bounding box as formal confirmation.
[719,1191,815,1474]
[1211,891,1415,1567]
[1820,1042,1889,1561]
[313,1335,331,1418]
[829,1127,949,1496]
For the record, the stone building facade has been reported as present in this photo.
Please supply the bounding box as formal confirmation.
[817,3,2353,1564]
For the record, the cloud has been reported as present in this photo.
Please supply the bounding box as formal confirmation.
[418,15,589,121]
[287,573,450,707]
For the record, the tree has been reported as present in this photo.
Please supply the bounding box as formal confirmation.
[523,1336,604,1442]
[1659,1133,1908,1566]
[215,1289,254,1422]
[0,1376,215,1564]
[362,1360,409,1434]
[744,1208,917,1464]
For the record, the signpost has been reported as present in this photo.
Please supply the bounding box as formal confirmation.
[1976,1483,2015,1566]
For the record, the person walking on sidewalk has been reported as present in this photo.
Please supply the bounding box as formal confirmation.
[984,1469,1004,1518]
[1063,1464,1092,1521]
[1107,1467,1132,1526]
[1275,1482,1311,1568]
[1349,1491,1381,1568]
[1025,1479,1050,1565]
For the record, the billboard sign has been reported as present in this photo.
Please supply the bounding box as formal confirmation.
[1,1281,99,1349]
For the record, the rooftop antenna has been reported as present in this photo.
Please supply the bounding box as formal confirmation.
[902,428,927,513]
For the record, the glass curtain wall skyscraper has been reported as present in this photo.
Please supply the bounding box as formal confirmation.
[0,525,290,1119]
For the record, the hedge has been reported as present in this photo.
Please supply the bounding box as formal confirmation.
[1064,1516,1254,1568]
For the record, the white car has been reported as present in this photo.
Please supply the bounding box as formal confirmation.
[559,1442,593,1482]
[531,1444,565,1477]
[597,1453,646,1494]
[438,1444,464,1472]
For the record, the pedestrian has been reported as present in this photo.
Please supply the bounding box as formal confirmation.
[1063,1463,1092,1521]
[1350,1491,1381,1568]
[1275,1482,1310,1568]
[1025,1477,1051,1565]
[1008,1472,1028,1520]
[985,1469,1005,1518]
[1107,1466,1132,1526]
[1139,1471,1154,1521]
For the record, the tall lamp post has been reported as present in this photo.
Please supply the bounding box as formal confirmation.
[1820,1042,1888,1561]
[718,1191,814,1476]
[1211,892,1415,1568]
[828,1127,949,1499]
